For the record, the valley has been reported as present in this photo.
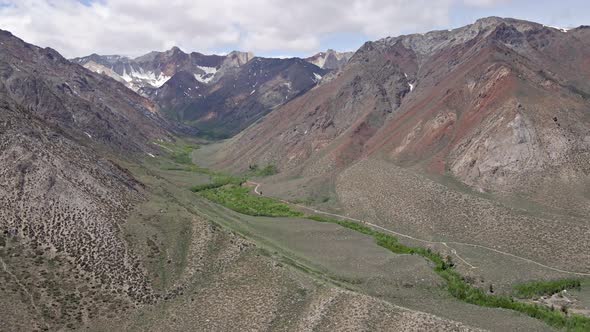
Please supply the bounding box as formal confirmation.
[96,141,587,331]
[77,145,490,331]
[0,13,589,332]
[80,143,574,331]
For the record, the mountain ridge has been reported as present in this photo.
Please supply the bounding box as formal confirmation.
[0,29,179,154]
[306,49,354,70]
[74,47,329,138]
[219,16,590,193]
[2,15,590,331]
[72,48,255,92]
[209,17,590,275]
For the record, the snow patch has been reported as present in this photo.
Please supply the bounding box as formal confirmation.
[250,90,256,95]
[313,72,323,83]
[408,83,414,91]
[120,67,171,88]
[153,142,174,152]
[194,66,218,83]
[197,66,217,75]
[84,132,92,138]
[147,153,155,158]
[544,25,569,33]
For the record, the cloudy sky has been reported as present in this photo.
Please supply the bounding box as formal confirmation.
[0,0,588,58]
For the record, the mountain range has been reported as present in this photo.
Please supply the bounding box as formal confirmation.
[72,49,254,91]
[1,16,589,331]
[73,48,339,138]
[220,17,590,209]
[211,17,590,278]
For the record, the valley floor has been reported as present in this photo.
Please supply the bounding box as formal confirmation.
[83,154,488,331]
[4,141,587,331]
[82,145,588,331]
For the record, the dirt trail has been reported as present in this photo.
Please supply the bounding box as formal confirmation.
[247,181,590,276]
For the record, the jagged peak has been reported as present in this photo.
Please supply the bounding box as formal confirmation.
[166,46,183,54]
[362,16,558,58]
[224,50,255,66]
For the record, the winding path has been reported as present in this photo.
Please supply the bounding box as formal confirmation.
[247,181,590,276]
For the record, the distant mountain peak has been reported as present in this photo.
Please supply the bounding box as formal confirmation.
[166,46,184,54]
[305,49,353,70]
[71,47,254,91]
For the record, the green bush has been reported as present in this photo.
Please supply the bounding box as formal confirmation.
[514,279,582,298]
[248,164,278,177]
[172,146,193,165]
[190,175,244,192]
[154,141,197,165]
[258,165,278,176]
[200,185,303,217]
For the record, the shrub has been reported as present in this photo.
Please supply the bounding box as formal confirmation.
[172,146,193,165]
[248,164,278,177]
[190,175,244,192]
[257,165,278,176]
[514,279,582,298]
[154,141,197,165]
[200,185,302,217]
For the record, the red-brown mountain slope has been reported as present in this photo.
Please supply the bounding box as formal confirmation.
[219,17,590,211]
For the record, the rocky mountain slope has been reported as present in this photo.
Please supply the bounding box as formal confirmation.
[213,17,590,275]
[0,30,177,153]
[306,49,354,70]
[220,17,590,206]
[0,29,178,330]
[76,49,326,138]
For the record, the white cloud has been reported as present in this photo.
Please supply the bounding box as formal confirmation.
[0,0,509,58]
[462,0,510,6]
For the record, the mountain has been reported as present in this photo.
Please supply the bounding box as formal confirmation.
[72,48,254,92]
[0,30,178,153]
[4,16,590,331]
[0,29,178,330]
[213,17,590,272]
[305,49,354,70]
[75,49,326,138]
[0,30,484,331]
[220,17,590,201]
[144,57,327,138]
